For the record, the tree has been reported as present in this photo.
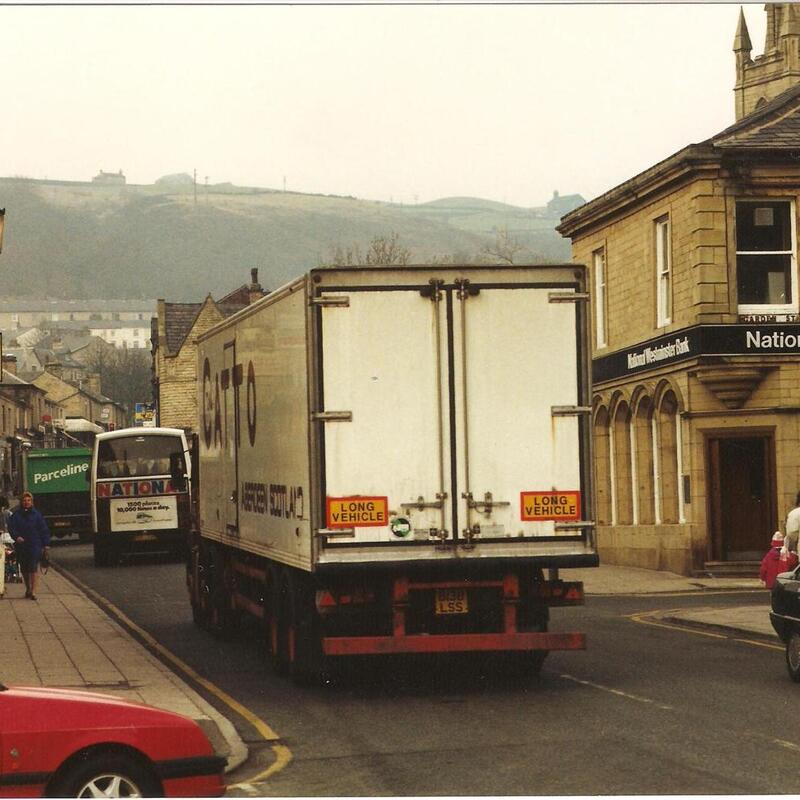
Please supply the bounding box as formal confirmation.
[480,226,523,265]
[321,232,412,267]
[82,344,152,423]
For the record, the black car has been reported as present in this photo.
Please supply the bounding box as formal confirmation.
[770,566,800,680]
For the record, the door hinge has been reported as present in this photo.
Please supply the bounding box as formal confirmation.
[315,528,356,538]
[310,295,350,307]
[551,405,592,417]
[548,292,590,303]
[312,411,353,422]
[554,520,596,531]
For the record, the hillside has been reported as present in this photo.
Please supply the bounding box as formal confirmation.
[0,178,576,301]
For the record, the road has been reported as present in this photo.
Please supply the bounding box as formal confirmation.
[51,540,795,796]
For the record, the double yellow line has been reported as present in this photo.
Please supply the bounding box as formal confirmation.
[628,608,783,651]
[54,564,292,791]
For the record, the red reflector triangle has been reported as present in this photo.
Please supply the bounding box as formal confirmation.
[317,591,337,608]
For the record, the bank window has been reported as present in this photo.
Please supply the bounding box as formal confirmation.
[655,216,672,326]
[594,248,607,348]
[736,200,797,313]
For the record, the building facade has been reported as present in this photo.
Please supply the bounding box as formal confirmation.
[0,299,155,331]
[558,6,800,575]
[152,269,265,431]
[32,369,126,431]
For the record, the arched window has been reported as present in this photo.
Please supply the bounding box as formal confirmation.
[634,396,655,525]
[613,401,633,525]
[659,391,680,523]
[594,406,612,524]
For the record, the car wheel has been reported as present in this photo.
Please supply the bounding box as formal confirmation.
[786,632,800,682]
[52,752,160,798]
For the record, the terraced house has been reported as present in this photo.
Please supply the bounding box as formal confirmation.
[558,5,800,576]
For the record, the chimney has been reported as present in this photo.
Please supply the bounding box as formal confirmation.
[249,267,266,305]
[45,361,63,380]
[85,372,101,395]
[2,355,17,377]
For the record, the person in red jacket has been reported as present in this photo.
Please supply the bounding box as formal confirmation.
[761,532,799,589]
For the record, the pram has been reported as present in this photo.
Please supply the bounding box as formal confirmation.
[3,533,21,584]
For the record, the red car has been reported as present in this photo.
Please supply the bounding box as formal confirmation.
[0,683,226,797]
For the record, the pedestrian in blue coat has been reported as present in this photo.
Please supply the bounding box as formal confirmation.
[9,491,50,600]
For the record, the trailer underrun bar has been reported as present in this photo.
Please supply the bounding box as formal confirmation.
[321,573,586,656]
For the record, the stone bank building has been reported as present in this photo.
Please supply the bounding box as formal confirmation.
[558,5,800,575]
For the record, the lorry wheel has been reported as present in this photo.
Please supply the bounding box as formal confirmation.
[188,545,209,629]
[286,572,326,685]
[194,543,236,638]
[786,632,800,682]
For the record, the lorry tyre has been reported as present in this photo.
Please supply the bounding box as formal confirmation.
[286,572,326,685]
[786,631,800,682]
[196,543,237,638]
[189,545,211,630]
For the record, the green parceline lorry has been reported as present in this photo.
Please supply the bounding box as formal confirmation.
[20,447,93,540]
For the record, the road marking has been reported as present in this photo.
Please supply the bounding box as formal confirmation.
[593,589,765,599]
[559,673,673,710]
[627,610,729,638]
[774,738,800,752]
[732,637,783,651]
[53,564,292,788]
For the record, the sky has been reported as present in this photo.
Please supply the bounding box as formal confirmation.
[0,3,767,208]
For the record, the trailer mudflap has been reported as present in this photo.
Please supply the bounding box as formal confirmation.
[320,572,586,656]
[322,631,586,656]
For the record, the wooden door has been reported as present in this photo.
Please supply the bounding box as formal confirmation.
[708,434,775,561]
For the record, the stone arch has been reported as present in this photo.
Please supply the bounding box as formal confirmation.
[657,388,681,524]
[653,379,685,415]
[593,403,612,525]
[612,400,633,525]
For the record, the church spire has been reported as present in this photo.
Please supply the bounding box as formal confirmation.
[733,4,800,120]
[733,6,752,55]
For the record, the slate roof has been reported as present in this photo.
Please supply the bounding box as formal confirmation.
[713,83,800,149]
[162,299,248,356]
[163,302,203,355]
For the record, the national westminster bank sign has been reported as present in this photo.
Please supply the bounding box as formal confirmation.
[593,323,800,384]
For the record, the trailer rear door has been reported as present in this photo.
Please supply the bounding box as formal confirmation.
[317,272,590,562]
[321,286,451,544]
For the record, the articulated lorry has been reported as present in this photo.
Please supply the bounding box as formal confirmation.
[19,447,92,540]
[187,265,597,680]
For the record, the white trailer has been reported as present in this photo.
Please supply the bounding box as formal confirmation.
[188,265,596,679]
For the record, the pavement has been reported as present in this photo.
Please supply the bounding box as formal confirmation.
[562,563,775,638]
[0,556,779,784]
[0,561,248,774]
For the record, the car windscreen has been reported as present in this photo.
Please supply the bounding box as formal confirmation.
[96,435,185,479]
